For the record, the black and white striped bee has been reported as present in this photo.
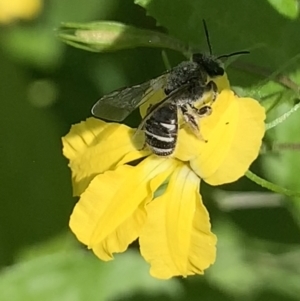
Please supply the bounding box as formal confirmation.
[92,22,248,156]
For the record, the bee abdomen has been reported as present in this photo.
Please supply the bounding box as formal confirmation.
[144,104,178,156]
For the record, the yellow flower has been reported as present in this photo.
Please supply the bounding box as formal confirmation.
[0,0,42,24]
[62,89,265,279]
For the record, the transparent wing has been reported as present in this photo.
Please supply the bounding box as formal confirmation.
[136,83,190,131]
[91,74,168,121]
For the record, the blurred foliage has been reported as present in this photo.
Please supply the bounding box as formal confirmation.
[0,0,300,300]
[0,235,181,301]
[0,0,42,24]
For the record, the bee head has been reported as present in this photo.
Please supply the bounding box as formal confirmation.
[195,20,249,78]
[192,53,224,77]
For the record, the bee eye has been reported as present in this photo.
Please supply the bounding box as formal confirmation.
[213,65,224,76]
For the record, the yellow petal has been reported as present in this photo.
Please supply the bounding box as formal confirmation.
[69,155,177,261]
[62,118,145,195]
[175,90,265,185]
[212,73,230,91]
[140,164,217,279]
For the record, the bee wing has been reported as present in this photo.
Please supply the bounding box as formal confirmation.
[136,83,190,132]
[91,74,168,121]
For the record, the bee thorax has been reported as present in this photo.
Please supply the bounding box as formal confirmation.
[164,61,206,95]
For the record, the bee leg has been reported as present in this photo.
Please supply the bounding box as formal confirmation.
[205,80,218,102]
[181,105,207,142]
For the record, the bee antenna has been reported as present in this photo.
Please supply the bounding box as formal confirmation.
[217,50,250,60]
[202,19,213,55]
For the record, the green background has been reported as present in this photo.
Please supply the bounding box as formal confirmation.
[1,0,300,300]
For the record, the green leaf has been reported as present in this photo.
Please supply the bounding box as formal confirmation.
[232,54,300,117]
[57,21,189,54]
[207,219,300,299]
[0,236,182,301]
[206,222,258,297]
[267,0,299,19]
[135,0,300,86]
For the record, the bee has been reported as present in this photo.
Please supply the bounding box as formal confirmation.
[92,21,249,156]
